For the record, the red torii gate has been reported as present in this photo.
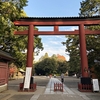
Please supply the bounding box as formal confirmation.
[14,16,100,91]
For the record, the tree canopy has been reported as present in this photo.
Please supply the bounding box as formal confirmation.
[62,0,100,78]
[34,53,68,75]
[0,1,43,68]
[80,0,100,79]
[79,0,100,16]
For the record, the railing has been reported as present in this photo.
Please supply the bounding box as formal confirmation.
[54,83,63,92]
[78,83,93,92]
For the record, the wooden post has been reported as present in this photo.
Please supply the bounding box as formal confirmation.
[79,24,89,77]
[23,24,34,90]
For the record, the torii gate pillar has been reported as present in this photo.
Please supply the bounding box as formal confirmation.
[27,24,34,67]
[23,25,34,90]
[79,24,89,77]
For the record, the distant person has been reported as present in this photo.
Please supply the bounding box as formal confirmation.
[54,74,56,78]
[61,73,64,83]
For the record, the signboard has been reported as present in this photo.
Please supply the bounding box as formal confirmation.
[23,67,32,89]
[92,79,100,92]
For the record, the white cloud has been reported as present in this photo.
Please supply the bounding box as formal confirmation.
[70,26,78,31]
[49,41,59,45]
[55,36,66,40]
[34,27,79,62]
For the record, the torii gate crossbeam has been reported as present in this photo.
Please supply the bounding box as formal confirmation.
[14,29,100,35]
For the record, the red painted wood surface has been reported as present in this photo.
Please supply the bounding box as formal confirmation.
[14,29,100,35]
[79,24,89,77]
[26,25,34,67]
[14,19,100,26]
[0,62,8,85]
[54,83,63,92]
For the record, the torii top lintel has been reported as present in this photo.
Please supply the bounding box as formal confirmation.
[14,16,100,26]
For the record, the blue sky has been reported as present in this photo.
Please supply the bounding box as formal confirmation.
[24,0,83,61]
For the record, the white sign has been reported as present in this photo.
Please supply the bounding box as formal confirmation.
[92,79,100,92]
[23,67,32,89]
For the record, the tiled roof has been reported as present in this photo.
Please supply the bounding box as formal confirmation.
[18,16,100,21]
[0,50,14,61]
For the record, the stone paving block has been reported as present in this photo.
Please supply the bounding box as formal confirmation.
[37,94,62,100]
[0,94,10,100]
[7,94,33,100]
[87,95,100,100]
[37,94,85,100]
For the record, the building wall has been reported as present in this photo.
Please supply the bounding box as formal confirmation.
[0,62,8,92]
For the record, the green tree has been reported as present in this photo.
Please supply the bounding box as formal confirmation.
[51,54,57,60]
[0,1,28,68]
[57,61,68,74]
[0,1,43,68]
[34,35,44,56]
[35,57,57,75]
[62,35,80,75]
[39,53,48,61]
[34,54,68,75]
[79,0,100,68]
[62,0,100,78]
[79,0,100,16]
[79,0,100,79]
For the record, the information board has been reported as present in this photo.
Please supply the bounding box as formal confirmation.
[92,79,100,92]
[23,67,32,89]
